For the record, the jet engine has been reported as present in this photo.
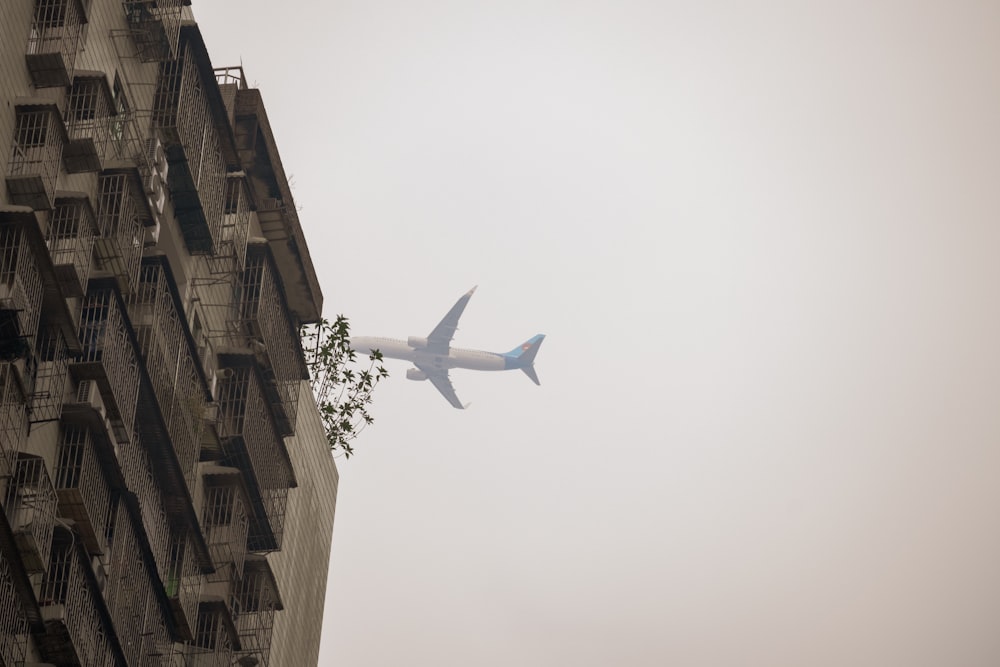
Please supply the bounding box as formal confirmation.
[406,368,428,381]
[407,336,429,349]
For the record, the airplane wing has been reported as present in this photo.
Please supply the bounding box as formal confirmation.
[416,364,467,409]
[425,286,477,355]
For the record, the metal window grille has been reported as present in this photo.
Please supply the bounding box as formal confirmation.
[187,605,233,666]
[6,105,64,209]
[215,366,293,551]
[166,528,201,639]
[47,196,97,297]
[233,562,280,666]
[123,0,183,62]
[54,422,115,555]
[206,174,250,276]
[128,263,204,489]
[5,454,57,574]
[240,250,304,434]
[75,287,140,437]
[29,325,68,423]
[39,536,118,666]
[25,0,85,87]
[0,552,28,667]
[203,482,248,579]
[104,506,166,667]
[151,43,226,254]
[0,221,44,344]
[117,428,171,576]
[94,173,143,293]
[63,77,113,172]
[0,366,27,482]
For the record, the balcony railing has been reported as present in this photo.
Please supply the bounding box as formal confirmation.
[38,532,120,667]
[123,0,183,62]
[152,40,226,254]
[233,556,282,667]
[47,196,97,298]
[6,102,66,210]
[205,173,251,276]
[63,75,113,173]
[166,528,202,641]
[30,324,69,424]
[72,284,140,443]
[93,172,144,294]
[203,476,249,579]
[25,0,87,88]
[117,429,171,580]
[180,602,237,667]
[0,214,45,350]
[129,261,207,491]
[103,505,171,667]
[53,421,115,555]
[0,551,29,667]
[239,245,308,436]
[4,454,57,574]
[0,366,27,482]
[215,363,294,552]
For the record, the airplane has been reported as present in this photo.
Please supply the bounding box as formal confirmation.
[349,286,544,409]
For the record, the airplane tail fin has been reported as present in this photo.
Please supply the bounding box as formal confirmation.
[505,334,544,385]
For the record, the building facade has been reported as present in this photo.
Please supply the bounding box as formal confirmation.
[0,1,338,665]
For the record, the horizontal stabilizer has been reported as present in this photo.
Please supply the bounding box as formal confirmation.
[521,365,540,385]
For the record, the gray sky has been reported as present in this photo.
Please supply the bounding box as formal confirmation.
[196,2,1000,665]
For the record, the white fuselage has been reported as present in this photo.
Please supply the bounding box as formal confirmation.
[350,336,507,372]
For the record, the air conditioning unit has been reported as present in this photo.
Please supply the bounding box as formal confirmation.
[75,379,107,420]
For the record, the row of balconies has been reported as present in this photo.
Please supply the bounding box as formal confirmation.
[24,0,183,91]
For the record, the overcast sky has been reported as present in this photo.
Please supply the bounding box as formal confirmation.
[195,3,1000,665]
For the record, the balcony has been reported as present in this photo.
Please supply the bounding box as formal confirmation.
[4,454,57,574]
[0,552,29,667]
[204,173,251,277]
[129,259,209,491]
[52,420,116,555]
[25,0,88,88]
[62,75,113,173]
[152,37,229,254]
[71,283,139,442]
[123,0,183,62]
[238,244,309,436]
[103,504,172,667]
[233,556,283,667]
[0,366,28,483]
[202,472,249,579]
[93,172,145,294]
[181,601,239,666]
[0,217,44,360]
[47,195,97,298]
[37,530,123,667]
[6,102,66,210]
[166,528,202,641]
[215,362,295,552]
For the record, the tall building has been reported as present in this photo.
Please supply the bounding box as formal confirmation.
[0,1,339,665]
